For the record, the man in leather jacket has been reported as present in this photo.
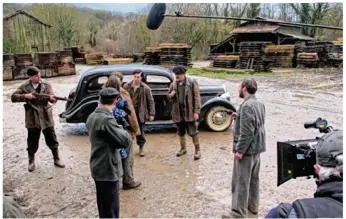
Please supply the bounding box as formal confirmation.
[265,130,343,218]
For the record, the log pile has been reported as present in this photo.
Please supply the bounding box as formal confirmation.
[3,54,15,81]
[158,43,192,67]
[34,52,59,78]
[144,47,160,65]
[239,42,273,71]
[57,50,76,76]
[263,45,295,68]
[212,55,239,68]
[297,52,319,68]
[65,46,86,64]
[85,53,104,65]
[104,58,133,65]
[13,53,34,80]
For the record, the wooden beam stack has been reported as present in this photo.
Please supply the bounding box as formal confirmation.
[57,50,76,76]
[297,52,319,68]
[212,55,239,68]
[296,45,329,67]
[263,45,295,68]
[158,43,192,67]
[85,53,104,65]
[144,47,160,65]
[239,42,273,71]
[33,52,59,78]
[13,53,33,80]
[3,54,15,81]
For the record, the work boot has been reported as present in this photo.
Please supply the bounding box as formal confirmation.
[139,145,145,157]
[192,135,201,160]
[176,135,187,157]
[28,154,35,172]
[51,148,66,168]
[248,210,258,218]
[123,181,142,190]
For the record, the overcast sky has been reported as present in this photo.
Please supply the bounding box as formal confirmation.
[72,3,148,13]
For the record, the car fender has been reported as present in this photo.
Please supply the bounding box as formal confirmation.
[61,100,98,122]
[200,97,237,122]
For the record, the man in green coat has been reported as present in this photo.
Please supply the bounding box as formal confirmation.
[167,65,201,160]
[86,87,132,218]
[225,78,266,218]
[11,66,65,172]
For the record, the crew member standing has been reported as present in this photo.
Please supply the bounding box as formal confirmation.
[124,69,155,157]
[86,87,132,218]
[167,65,201,160]
[11,66,65,172]
[225,78,266,218]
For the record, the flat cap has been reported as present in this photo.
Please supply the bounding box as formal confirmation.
[99,87,119,99]
[316,130,343,167]
[172,65,187,75]
[27,66,40,76]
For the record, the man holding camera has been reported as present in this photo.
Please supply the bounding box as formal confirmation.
[265,130,343,218]
[225,78,266,218]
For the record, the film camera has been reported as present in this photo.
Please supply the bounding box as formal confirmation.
[277,117,336,186]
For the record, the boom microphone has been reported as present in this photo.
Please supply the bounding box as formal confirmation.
[146,3,166,30]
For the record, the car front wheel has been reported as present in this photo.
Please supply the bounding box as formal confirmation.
[205,105,232,132]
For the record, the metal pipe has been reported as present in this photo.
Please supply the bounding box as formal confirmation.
[164,14,343,31]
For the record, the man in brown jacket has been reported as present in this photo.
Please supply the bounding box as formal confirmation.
[11,66,65,172]
[124,69,155,157]
[167,65,201,160]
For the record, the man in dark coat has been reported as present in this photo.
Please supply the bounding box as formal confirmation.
[224,78,266,218]
[11,66,65,172]
[167,65,201,160]
[86,87,132,218]
[123,69,155,157]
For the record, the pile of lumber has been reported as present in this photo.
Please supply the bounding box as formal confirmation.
[86,53,104,65]
[297,52,319,68]
[104,58,133,65]
[263,45,295,68]
[65,46,86,64]
[57,50,76,76]
[13,53,34,80]
[239,42,273,71]
[34,52,59,77]
[3,54,15,81]
[158,43,192,67]
[144,47,160,65]
[296,45,329,66]
[212,55,239,68]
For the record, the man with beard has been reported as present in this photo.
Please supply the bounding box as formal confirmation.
[123,69,155,157]
[224,78,266,218]
[11,66,65,172]
[167,65,201,160]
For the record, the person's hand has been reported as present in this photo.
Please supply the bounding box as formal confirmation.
[149,116,154,121]
[24,93,36,100]
[194,113,199,121]
[231,112,237,120]
[235,152,243,160]
[135,130,141,136]
[49,95,57,103]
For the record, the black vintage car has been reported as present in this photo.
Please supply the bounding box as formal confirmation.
[59,64,236,132]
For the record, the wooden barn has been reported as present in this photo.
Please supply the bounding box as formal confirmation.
[210,17,315,55]
[3,10,52,53]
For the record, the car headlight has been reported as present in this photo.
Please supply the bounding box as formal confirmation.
[220,92,231,101]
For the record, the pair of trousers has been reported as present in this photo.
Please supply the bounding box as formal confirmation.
[231,153,261,218]
[135,111,146,146]
[94,180,120,218]
[27,127,59,156]
[176,121,198,137]
[121,137,134,184]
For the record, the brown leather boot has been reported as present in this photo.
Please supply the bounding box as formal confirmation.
[176,135,187,157]
[123,181,142,190]
[51,148,66,168]
[28,154,35,172]
[139,145,145,157]
[192,135,201,160]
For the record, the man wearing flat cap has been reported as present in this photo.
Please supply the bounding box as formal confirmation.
[265,129,343,218]
[86,87,132,218]
[123,69,155,157]
[11,66,65,172]
[167,65,202,160]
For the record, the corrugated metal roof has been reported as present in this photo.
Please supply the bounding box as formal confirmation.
[232,25,280,34]
[278,32,315,41]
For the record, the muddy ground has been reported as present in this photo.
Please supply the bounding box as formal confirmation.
[2,65,343,218]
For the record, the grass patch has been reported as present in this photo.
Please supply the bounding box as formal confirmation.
[187,67,290,79]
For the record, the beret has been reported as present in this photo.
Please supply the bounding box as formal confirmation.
[172,65,187,75]
[27,66,40,76]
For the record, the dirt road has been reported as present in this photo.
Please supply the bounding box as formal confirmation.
[3,66,343,217]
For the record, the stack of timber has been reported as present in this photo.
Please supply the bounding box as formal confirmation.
[104,58,133,65]
[144,47,160,65]
[13,53,33,80]
[263,45,295,68]
[57,50,76,76]
[296,45,329,66]
[3,54,15,81]
[297,52,319,68]
[85,53,104,65]
[158,43,192,67]
[34,52,59,78]
[66,46,86,64]
[212,55,239,68]
[239,42,273,71]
